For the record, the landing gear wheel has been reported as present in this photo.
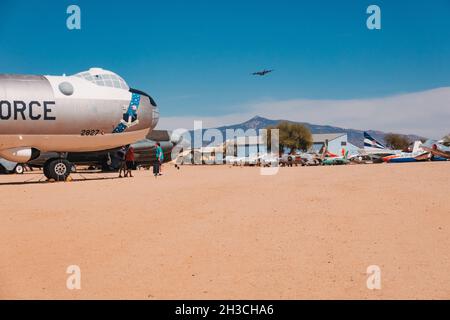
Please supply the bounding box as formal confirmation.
[44,159,72,181]
[14,164,25,175]
[43,159,52,178]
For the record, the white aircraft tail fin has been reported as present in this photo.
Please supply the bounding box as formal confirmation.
[412,140,423,154]
[364,132,386,150]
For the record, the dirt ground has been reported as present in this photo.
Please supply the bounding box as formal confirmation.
[0,162,449,299]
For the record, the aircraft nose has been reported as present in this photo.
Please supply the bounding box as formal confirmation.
[129,88,159,128]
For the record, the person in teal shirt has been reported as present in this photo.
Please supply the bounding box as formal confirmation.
[154,142,164,176]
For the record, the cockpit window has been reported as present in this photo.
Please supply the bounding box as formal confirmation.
[74,71,129,90]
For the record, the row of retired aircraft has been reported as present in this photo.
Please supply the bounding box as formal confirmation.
[221,132,450,167]
[197,131,450,168]
[359,132,449,163]
[321,132,449,166]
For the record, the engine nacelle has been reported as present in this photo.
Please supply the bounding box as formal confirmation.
[0,147,40,163]
[170,132,183,145]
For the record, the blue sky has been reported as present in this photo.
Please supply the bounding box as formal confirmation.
[0,0,449,136]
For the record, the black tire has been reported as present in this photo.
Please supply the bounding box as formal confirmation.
[45,159,72,181]
[43,159,52,178]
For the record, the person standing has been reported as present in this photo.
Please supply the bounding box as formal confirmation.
[158,143,164,175]
[125,146,135,178]
[154,142,164,177]
[118,146,127,178]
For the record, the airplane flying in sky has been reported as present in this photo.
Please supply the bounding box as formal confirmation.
[0,67,159,180]
[251,69,274,76]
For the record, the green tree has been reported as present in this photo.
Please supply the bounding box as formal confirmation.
[265,121,313,153]
[384,133,411,150]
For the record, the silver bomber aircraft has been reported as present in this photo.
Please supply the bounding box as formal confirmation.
[0,67,159,180]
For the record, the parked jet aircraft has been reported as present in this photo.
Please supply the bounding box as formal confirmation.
[318,143,350,166]
[0,68,159,180]
[381,140,430,163]
[360,132,402,161]
[321,150,350,165]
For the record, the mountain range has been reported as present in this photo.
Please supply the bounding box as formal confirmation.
[191,116,425,148]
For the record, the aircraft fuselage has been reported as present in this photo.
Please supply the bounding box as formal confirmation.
[0,68,159,163]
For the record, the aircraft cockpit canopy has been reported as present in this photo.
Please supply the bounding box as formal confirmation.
[74,68,129,90]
